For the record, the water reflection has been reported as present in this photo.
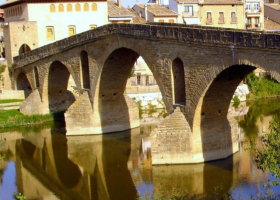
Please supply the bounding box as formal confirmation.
[0,98,280,199]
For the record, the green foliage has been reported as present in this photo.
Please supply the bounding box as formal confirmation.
[248,117,280,186]
[128,66,135,78]
[0,99,24,104]
[245,72,280,97]
[0,109,64,128]
[12,63,17,68]
[232,96,240,108]
[238,98,280,140]
[14,193,26,200]
[0,65,6,74]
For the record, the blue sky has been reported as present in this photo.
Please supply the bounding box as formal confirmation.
[0,0,149,8]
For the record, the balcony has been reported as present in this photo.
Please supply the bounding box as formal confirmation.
[231,17,237,24]
[246,23,262,29]
[182,11,199,18]
[206,18,212,25]
[246,8,262,16]
[218,17,225,24]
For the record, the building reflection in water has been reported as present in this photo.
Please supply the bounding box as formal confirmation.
[0,99,279,199]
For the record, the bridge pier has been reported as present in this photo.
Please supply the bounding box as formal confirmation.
[65,92,139,135]
[150,107,239,165]
[19,89,49,115]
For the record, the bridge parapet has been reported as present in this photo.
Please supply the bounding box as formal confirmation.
[13,23,280,68]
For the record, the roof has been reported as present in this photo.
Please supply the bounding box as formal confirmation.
[264,18,280,30]
[0,0,106,9]
[128,8,146,24]
[108,0,134,17]
[265,3,280,11]
[200,0,243,4]
[175,0,199,2]
[135,4,178,17]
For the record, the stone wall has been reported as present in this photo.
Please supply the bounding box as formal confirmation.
[4,21,38,67]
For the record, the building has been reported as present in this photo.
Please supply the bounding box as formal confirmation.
[0,0,108,66]
[133,4,178,23]
[148,0,169,8]
[245,0,264,30]
[108,0,135,23]
[169,0,264,30]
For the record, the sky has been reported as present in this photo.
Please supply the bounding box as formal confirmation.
[0,0,149,8]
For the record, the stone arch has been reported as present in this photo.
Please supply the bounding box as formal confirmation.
[58,4,64,12]
[191,64,257,161]
[19,44,31,55]
[172,58,186,105]
[50,4,56,12]
[67,4,72,12]
[16,72,32,98]
[92,3,97,11]
[75,3,81,12]
[45,61,76,113]
[83,3,89,11]
[80,50,90,89]
[33,66,39,88]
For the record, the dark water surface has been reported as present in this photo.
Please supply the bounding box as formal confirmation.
[1,98,280,200]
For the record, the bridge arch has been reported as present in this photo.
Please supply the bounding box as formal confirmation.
[43,60,76,113]
[16,72,32,98]
[171,57,186,105]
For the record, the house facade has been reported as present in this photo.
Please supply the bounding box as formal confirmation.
[0,0,108,66]
[169,0,264,30]
[133,4,178,23]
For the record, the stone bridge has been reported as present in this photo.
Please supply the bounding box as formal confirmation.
[12,23,280,164]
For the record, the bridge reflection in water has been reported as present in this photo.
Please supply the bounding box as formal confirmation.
[0,100,276,199]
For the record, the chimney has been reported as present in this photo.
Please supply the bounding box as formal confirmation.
[144,5,148,21]
[117,0,121,7]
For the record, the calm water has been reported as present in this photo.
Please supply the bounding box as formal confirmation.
[1,98,280,200]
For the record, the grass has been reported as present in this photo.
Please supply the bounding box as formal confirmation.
[0,109,64,129]
[0,99,24,104]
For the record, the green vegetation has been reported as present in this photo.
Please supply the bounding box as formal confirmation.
[0,109,64,129]
[0,65,6,88]
[248,117,280,186]
[0,64,6,74]
[245,72,280,98]
[0,99,24,104]
[232,96,240,108]
[14,193,26,200]
[238,98,280,140]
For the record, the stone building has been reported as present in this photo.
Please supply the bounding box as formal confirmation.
[0,0,108,68]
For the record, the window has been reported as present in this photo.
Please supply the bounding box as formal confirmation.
[58,4,64,12]
[184,6,193,16]
[67,4,72,12]
[255,17,259,27]
[84,3,89,11]
[92,3,97,11]
[46,26,55,40]
[246,3,251,12]
[231,12,237,23]
[169,19,174,23]
[254,3,259,11]
[50,4,56,12]
[123,20,130,24]
[206,12,212,24]
[158,19,164,22]
[75,4,81,12]
[218,12,224,24]
[89,25,97,29]
[68,25,76,36]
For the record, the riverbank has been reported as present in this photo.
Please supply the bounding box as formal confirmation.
[0,109,64,129]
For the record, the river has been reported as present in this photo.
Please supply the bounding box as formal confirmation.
[0,98,280,200]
